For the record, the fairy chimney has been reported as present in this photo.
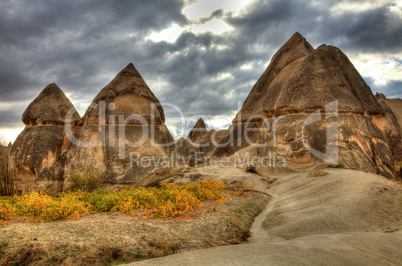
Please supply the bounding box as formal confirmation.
[10,83,81,195]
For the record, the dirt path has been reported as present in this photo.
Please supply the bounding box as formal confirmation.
[129,168,402,265]
[248,197,276,243]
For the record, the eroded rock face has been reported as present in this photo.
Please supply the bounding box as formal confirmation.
[10,83,81,195]
[186,119,229,157]
[187,118,209,154]
[174,138,195,158]
[383,98,402,130]
[213,32,396,179]
[65,63,174,185]
[187,118,208,143]
[375,93,402,131]
[173,138,195,166]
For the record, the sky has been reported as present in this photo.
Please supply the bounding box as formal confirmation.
[0,0,401,142]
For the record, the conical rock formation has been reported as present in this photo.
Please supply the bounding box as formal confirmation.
[22,83,81,126]
[84,63,165,125]
[187,118,208,142]
[65,63,174,185]
[10,83,81,195]
[214,33,396,179]
[187,118,226,156]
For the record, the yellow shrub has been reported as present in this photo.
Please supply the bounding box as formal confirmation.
[0,181,239,225]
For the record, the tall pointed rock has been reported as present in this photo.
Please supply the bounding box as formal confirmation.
[10,83,81,195]
[234,32,314,122]
[66,63,174,186]
[215,32,396,179]
[187,118,208,142]
[22,83,81,126]
[186,118,225,156]
[270,44,384,115]
[84,63,165,125]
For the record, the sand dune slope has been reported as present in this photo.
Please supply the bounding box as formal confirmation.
[130,168,402,265]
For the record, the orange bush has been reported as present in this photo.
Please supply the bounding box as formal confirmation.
[0,181,241,225]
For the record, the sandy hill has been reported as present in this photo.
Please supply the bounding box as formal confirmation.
[130,167,402,265]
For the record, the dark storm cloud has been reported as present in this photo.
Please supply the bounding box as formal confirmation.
[370,80,402,99]
[0,111,22,128]
[0,0,401,140]
[141,30,265,118]
[387,81,402,99]
[153,0,402,127]
[0,0,188,134]
[309,4,402,53]
[0,0,187,101]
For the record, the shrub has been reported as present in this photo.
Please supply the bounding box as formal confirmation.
[0,180,234,225]
[384,128,401,158]
[66,166,106,192]
[14,192,90,222]
[0,138,13,196]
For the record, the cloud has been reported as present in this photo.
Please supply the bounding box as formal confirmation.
[383,81,402,98]
[0,0,401,142]
[182,0,251,20]
[0,0,187,101]
[349,52,402,86]
[310,2,402,53]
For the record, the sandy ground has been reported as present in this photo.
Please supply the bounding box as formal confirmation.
[128,167,402,265]
[2,166,401,265]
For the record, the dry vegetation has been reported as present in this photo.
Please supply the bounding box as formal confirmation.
[65,166,107,193]
[384,128,402,160]
[0,137,13,196]
[384,128,402,178]
[0,180,270,265]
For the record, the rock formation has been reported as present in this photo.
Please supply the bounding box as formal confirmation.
[65,63,174,186]
[174,138,195,158]
[213,32,396,179]
[375,93,402,131]
[10,83,81,195]
[10,34,399,195]
[384,98,402,129]
[186,118,228,156]
[187,118,208,143]
[173,138,195,166]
